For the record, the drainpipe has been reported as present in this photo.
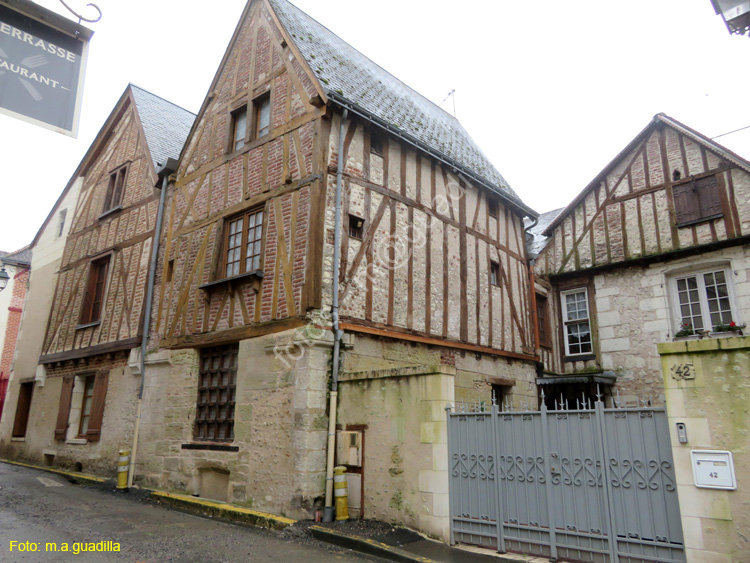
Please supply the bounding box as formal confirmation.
[127,157,177,489]
[323,108,348,521]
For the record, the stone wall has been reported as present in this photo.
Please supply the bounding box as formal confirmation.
[138,326,331,519]
[0,354,136,476]
[336,333,536,541]
[658,336,749,562]
[542,244,750,403]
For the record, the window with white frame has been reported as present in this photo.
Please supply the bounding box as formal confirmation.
[670,267,737,333]
[561,288,592,356]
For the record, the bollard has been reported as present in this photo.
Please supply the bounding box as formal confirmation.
[117,449,130,491]
[333,466,349,521]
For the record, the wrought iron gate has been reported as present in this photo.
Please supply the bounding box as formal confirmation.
[447,397,685,563]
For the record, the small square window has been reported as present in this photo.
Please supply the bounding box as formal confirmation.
[490,261,500,287]
[370,134,383,157]
[348,214,364,240]
[103,165,128,212]
[488,199,498,218]
[231,106,247,151]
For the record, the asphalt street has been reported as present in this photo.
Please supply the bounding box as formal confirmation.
[0,462,380,562]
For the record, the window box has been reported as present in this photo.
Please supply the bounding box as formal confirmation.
[199,270,264,294]
[673,334,702,342]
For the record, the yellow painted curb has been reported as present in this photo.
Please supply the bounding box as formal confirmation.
[151,491,296,529]
[0,458,108,483]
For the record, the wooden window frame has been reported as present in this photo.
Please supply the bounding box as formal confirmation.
[370,133,384,157]
[77,375,96,438]
[253,93,271,140]
[79,255,111,326]
[668,265,739,334]
[229,105,248,152]
[55,372,109,442]
[194,344,238,443]
[560,288,593,357]
[102,164,129,213]
[222,207,265,280]
[488,198,498,219]
[348,214,365,240]
[672,174,723,227]
[490,261,500,287]
[536,293,551,349]
[12,381,34,438]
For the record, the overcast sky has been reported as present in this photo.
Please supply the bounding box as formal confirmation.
[1,0,749,252]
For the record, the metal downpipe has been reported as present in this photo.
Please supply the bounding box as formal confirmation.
[324,108,348,520]
[127,159,175,489]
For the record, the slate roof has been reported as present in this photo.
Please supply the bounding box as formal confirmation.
[131,84,196,169]
[525,208,563,259]
[0,245,32,267]
[268,0,532,214]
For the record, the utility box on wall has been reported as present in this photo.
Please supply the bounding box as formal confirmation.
[691,450,737,490]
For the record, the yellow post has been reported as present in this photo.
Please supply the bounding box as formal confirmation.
[117,449,130,491]
[333,465,349,521]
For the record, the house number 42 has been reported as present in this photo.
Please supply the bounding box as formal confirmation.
[670,363,695,380]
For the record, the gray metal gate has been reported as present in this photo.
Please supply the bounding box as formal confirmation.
[447,396,685,563]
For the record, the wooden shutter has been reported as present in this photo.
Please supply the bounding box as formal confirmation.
[672,183,699,225]
[54,376,74,440]
[696,175,722,218]
[85,371,109,441]
[12,382,34,437]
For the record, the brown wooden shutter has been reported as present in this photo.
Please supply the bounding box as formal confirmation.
[696,175,722,218]
[673,182,699,225]
[12,383,34,437]
[85,371,109,441]
[54,376,75,440]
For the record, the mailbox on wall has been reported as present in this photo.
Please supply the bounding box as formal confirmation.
[691,450,737,490]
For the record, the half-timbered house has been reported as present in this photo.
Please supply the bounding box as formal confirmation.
[0,85,194,472]
[532,114,750,406]
[137,0,538,539]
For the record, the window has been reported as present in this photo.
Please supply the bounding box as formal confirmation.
[672,174,722,227]
[77,376,96,437]
[671,267,737,333]
[195,344,238,442]
[561,289,592,356]
[348,214,364,240]
[224,208,264,278]
[488,198,498,219]
[536,293,550,348]
[103,165,128,212]
[12,382,34,438]
[370,134,383,157]
[254,94,271,138]
[230,106,247,151]
[490,261,500,287]
[54,373,109,442]
[57,209,67,237]
[80,256,110,325]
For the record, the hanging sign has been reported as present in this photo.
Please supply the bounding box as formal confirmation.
[0,0,92,137]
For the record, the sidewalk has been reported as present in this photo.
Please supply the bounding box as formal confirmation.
[1,458,544,563]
